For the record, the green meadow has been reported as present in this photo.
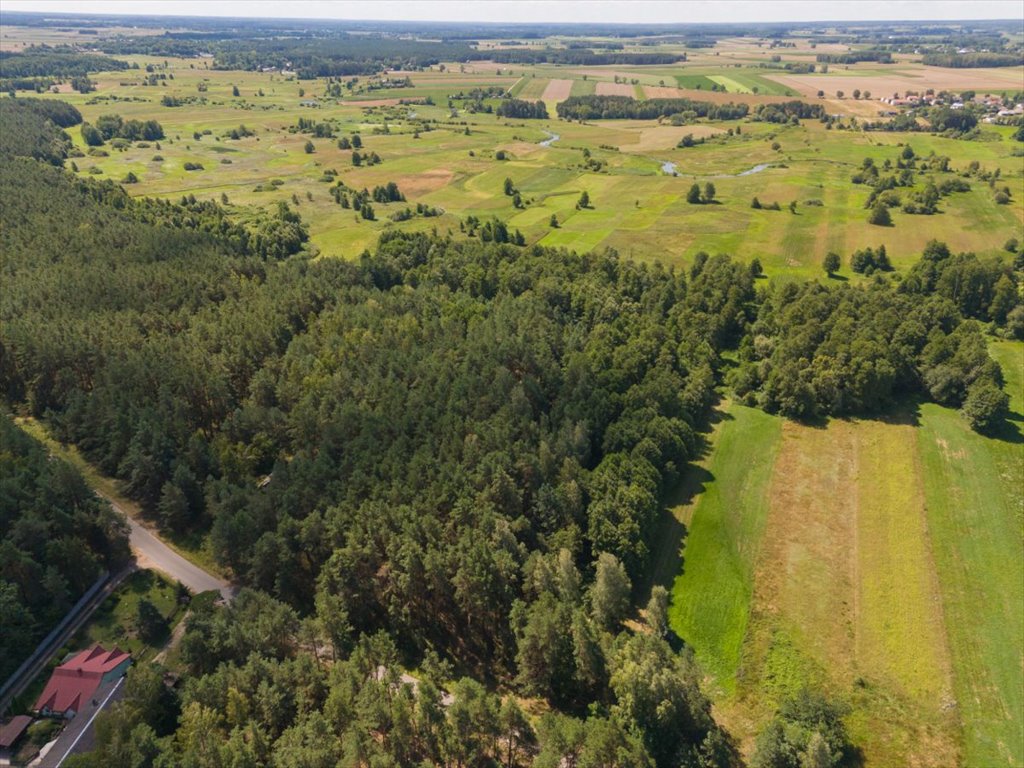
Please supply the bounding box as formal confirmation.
[665,341,1024,766]
[666,404,782,690]
[31,51,1019,282]
[917,340,1024,767]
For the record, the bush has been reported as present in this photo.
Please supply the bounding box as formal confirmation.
[868,202,892,226]
[961,380,1009,432]
[81,123,104,146]
[136,598,169,644]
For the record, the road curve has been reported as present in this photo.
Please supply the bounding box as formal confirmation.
[102,495,234,601]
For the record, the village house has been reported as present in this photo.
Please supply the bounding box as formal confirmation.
[34,646,131,719]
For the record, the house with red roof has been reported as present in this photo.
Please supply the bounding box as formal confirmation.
[33,645,131,718]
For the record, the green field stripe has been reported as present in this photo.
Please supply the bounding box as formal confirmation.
[917,341,1024,768]
[667,404,782,690]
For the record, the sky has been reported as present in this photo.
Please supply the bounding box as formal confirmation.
[2,0,1023,25]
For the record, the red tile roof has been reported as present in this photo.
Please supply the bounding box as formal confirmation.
[0,715,32,749]
[33,645,130,715]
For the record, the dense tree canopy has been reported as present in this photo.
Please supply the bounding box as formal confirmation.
[556,95,749,121]
[0,98,74,165]
[0,418,130,680]
[496,98,549,119]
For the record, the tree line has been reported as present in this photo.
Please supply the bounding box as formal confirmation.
[815,49,893,64]
[921,51,1024,68]
[0,45,130,80]
[81,113,165,145]
[486,49,683,65]
[496,98,549,119]
[727,239,1018,430]
[556,95,750,121]
[0,98,74,165]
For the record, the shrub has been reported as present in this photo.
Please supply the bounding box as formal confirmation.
[961,380,1009,432]
[868,202,892,226]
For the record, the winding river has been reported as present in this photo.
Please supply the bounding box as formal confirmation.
[661,160,773,178]
[539,130,560,147]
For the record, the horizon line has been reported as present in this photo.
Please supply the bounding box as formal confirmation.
[3,7,1023,25]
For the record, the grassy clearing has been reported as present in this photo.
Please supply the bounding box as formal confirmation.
[667,345,1023,766]
[916,340,1024,768]
[690,416,960,766]
[674,74,718,90]
[667,404,782,691]
[709,71,795,96]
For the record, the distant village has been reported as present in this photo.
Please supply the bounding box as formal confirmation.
[877,90,1024,121]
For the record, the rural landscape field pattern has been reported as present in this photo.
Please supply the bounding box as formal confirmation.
[1,15,1022,768]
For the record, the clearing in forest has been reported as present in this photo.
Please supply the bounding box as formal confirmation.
[666,343,1024,767]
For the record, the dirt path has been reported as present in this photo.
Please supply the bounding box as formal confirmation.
[153,611,190,664]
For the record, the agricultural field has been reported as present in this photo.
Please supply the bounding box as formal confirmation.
[666,340,1024,767]
[9,32,1015,280]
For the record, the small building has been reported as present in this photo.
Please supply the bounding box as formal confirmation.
[299,99,320,108]
[0,715,32,753]
[34,646,131,718]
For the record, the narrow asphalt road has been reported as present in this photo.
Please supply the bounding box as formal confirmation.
[101,495,234,601]
[33,676,125,768]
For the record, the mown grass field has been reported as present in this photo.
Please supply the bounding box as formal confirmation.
[14,43,1016,281]
[916,340,1024,767]
[665,341,1024,767]
[667,404,782,691]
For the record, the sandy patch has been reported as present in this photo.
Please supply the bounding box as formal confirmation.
[595,81,636,97]
[342,98,404,107]
[392,169,454,198]
[541,79,574,101]
[618,124,725,152]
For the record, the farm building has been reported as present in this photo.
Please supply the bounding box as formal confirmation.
[0,715,32,754]
[33,646,131,718]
